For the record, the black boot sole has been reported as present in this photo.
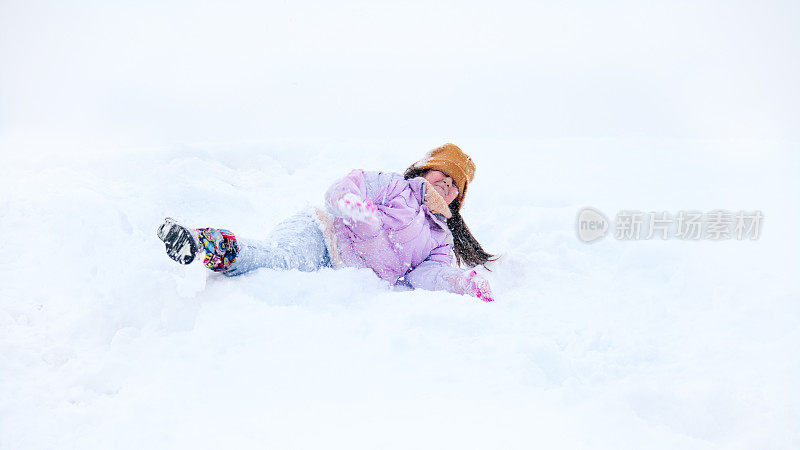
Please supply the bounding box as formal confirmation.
[157,218,198,265]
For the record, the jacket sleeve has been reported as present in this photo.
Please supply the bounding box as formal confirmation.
[403,243,472,294]
[324,169,412,240]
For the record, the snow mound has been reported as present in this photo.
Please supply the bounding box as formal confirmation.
[2,140,798,449]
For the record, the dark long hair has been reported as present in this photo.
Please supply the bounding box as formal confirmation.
[404,167,497,268]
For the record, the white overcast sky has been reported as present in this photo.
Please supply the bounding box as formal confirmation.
[1,0,798,147]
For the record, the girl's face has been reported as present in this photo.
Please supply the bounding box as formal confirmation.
[423,170,459,205]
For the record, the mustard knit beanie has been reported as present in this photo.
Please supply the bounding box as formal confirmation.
[412,143,476,207]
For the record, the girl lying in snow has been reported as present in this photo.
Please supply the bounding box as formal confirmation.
[157,144,496,302]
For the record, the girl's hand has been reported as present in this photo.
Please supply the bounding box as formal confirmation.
[458,270,495,302]
[337,193,381,225]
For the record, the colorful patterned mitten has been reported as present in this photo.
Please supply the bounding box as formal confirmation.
[196,227,240,272]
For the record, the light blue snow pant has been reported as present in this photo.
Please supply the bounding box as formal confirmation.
[222,209,331,277]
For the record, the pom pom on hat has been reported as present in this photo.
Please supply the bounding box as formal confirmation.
[412,143,476,206]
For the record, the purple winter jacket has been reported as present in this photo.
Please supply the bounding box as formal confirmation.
[318,169,469,294]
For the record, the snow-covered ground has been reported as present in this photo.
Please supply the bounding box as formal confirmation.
[2,1,799,448]
[2,139,798,448]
